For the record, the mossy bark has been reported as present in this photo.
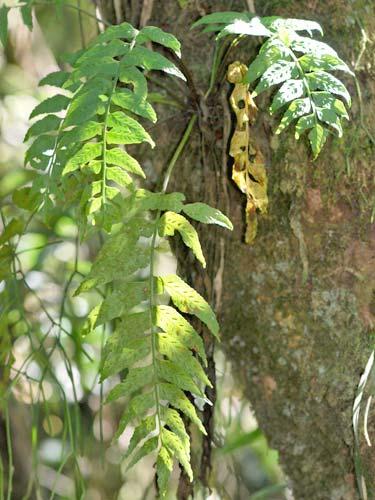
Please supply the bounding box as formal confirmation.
[104,1,375,497]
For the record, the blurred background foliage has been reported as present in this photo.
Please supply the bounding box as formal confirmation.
[0,4,287,498]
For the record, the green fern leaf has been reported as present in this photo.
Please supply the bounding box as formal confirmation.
[159,383,206,434]
[294,113,315,139]
[156,447,174,497]
[161,428,193,480]
[192,11,252,28]
[119,66,148,99]
[72,58,120,80]
[94,281,152,321]
[101,312,150,375]
[122,46,186,80]
[253,61,298,96]
[159,211,206,267]
[63,143,102,175]
[312,92,349,119]
[216,18,271,39]
[126,436,159,470]
[129,189,185,214]
[275,98,311,134]
[307,71,351,106]
[38,70,71,88]
[162,408,190,447]
[106,166,133,187]
[24,115,62,141]
[76,39,126,62]
[115,392,156,440]
[59,121,102,147]
[96,22,138,43]
[106,366,154,402]
[106,148,146,178]
[160,274,220,338]
[157,359,204,395]
[124,415,156,457]
[64,90,102,127]
[30,95,70,119]
[182,202,233,229]
[269,79,305,114]
[106,112,155,146]
[157,333,211,388]
[21,20,233,492]
[155,305,207,364]
[308,124,329,159]
[25,135,56,170]
[112,89,157,122]
[76,240,150,291]
[137,26,182,57]
[101,336,151,380]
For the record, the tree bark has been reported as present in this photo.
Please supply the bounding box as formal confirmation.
[103,0,375,497]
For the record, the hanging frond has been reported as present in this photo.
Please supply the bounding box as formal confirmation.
[77,195,231,495]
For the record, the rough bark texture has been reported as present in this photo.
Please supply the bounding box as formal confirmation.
[82,0,375,497]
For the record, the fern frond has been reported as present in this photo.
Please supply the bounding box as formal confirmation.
[194,12,353,158]
[23,22,184,233]
[77,199,231,494]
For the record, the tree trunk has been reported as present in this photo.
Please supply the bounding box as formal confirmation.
[106,0,375,497]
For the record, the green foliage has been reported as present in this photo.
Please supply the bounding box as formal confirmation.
[194,12,353,158]
[23,21,184,233]
[18,19,232,496]
[0,5,9,47]
[77,198,230,493]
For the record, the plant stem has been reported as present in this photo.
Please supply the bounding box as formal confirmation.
[101,76,118,207]
[5,407,13,500]
[162,114,197,193]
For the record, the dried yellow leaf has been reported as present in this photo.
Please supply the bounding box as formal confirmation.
[227,61,268,244]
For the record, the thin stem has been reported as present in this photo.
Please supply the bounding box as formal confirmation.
[99,323,106,467]
[77,0,86,49]
[101,77,118,207]
[5,407,13,500]
[204,42,221,100]
[0,451,4,500]
[162,115,197,193]
[148,221,162,439]
[15,240,62,256]
[205,36,243,100]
